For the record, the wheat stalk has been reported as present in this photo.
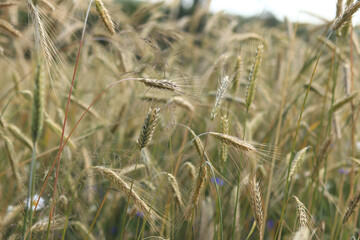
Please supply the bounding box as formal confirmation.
[71,221,96,240]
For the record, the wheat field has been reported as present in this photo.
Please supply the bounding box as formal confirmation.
[0,0,360,239]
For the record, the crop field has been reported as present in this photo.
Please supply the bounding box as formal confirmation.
[0,0,360,239]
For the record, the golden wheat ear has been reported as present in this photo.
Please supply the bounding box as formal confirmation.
[248,176,264,240]
[95,0,116,35]
[343,191,360,224]
[0,19,22,37]
[138,108,161,149]
[332,1,360,31]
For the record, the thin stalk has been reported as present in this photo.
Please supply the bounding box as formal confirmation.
[263,22,297,237]
[46,0,93,238]
[119,152,140,240]
[23,142,37,240]
[33,77,144,215]
[85,189,110,240]
[61,172,85,240]
[274,32,329,239]
[205,161,223,240]
[231,110,248,240]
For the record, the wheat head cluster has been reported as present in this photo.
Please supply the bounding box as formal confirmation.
[0,0,360,239]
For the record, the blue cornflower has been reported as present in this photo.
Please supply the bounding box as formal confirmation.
[136,211,144,218]
[211,177,224,186]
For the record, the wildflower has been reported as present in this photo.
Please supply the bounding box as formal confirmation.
[136,211,144,218]
[267,219,275,230]
[338,168,350,175]
[25,194,45,211]
[211,177,224,187]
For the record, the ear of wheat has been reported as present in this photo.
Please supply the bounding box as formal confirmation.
[31,61,45,143]
[332,1,360,31]
[185,165,207,220]
[248,176,264,240]
[140,78,178,92]
[245,44,264,111]
[220,115,229,164]
[343,191,360,224]
[208,132,256,152]
[211,75,231,120]
[0,19,22,37]
[138,108,160,149]
[164,172,184,208]
[92,166,157,222]
[293,196,308,228]
[95,0,115,35]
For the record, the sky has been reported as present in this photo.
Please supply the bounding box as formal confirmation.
[209,0,360,24]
